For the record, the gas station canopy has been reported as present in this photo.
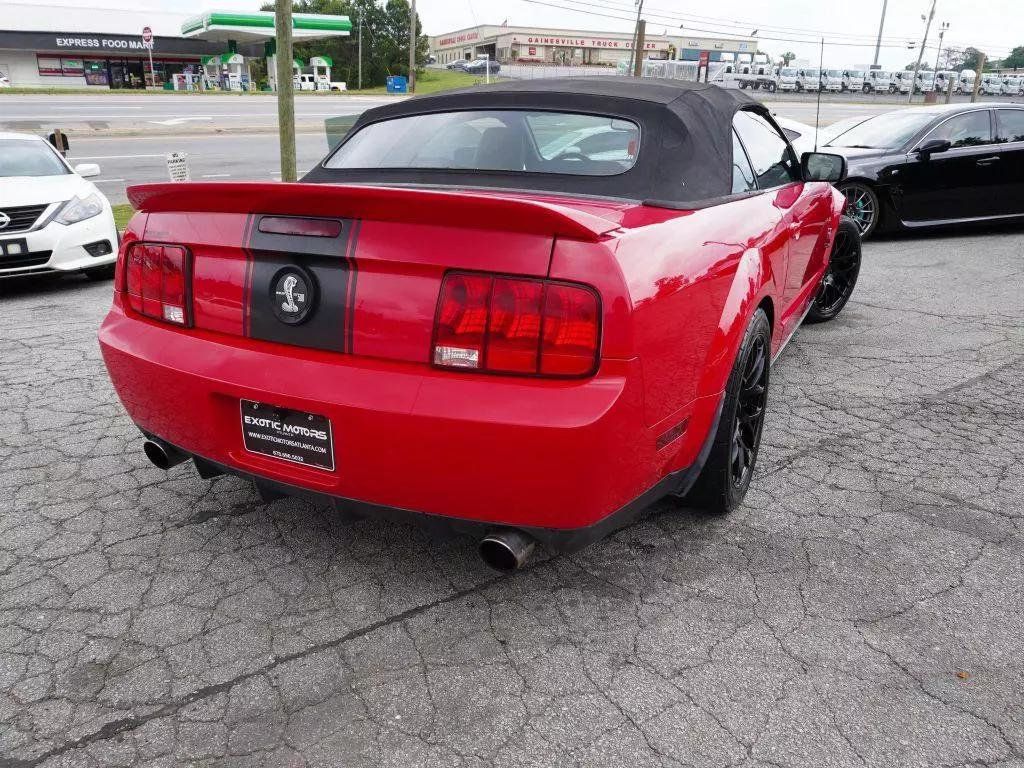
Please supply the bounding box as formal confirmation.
[181,10,352,44]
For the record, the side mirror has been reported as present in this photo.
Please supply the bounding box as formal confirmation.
[801,152,847,183]
[74,162,101,178]
[915,139,951,157]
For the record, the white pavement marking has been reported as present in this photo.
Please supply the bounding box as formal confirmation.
[75,154,166,160]
[201,173,231,178]
[93,178,126,183]
[147,117,214,126]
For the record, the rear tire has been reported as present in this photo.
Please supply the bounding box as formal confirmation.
[805,216,861,324]
[683,309,771,515]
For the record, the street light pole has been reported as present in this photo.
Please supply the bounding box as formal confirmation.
[274,0,296,182]
[934,21,949,71]
[872,0,888,68]
[908,0,936,104]
[357,6,362,90]
[408,0,416,93]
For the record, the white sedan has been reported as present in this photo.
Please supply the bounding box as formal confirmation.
[0,132,118,280]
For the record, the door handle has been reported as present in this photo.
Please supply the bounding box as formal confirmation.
[976,156,1001,166]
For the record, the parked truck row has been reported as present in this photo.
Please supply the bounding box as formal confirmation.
[722,63,1022,97]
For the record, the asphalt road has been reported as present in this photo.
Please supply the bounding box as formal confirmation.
[1,223,1022,767]
[73,133,331,205]
[0,93,395,133]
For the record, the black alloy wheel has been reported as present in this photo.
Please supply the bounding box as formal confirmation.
[806,216,862,324]
[838,182,880,238]
[731,333,768,490]
[681,309,772,514]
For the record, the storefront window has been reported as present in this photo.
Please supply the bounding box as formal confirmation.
[84,59,109,86]
[36,56,63,76]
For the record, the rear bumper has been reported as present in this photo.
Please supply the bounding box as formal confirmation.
[99,306,721,540]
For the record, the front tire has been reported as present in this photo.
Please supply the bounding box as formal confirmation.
[805,217,861,324]
[838,181,881,239]
[683,309,771,514]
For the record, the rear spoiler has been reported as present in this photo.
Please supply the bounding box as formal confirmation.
[127,182,620,243]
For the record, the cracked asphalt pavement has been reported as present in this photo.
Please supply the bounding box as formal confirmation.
[1,225,1022,767]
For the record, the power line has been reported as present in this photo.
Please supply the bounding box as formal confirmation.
[515,0,1015,53]
[537,0,918,44]
[517,0,923,49]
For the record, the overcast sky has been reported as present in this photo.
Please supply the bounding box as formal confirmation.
[22,0,1021,69]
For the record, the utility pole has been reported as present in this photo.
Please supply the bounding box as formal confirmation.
[357,5,362,90]
[628,0,645,74]
[908,0,936,104]
[971,52,985,102]
[632,20,646,77]
[408,0,416,93]
[274,0,296,182]
[934,21,949,71]
[872,0,887,68]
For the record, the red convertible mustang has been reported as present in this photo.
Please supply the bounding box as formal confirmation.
[99,79,860,571]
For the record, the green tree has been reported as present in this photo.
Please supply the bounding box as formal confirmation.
[260,0,429,88]
[939,46,965,71]
[780,51,797,65]
[1003,45,1024,69]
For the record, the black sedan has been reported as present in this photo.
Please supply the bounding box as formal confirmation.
[820,103,1024,238]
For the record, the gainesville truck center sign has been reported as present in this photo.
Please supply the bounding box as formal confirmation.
[511,35,670,51]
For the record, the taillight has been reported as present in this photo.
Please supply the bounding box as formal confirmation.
[124,243,191,326]
[432,272,600,377]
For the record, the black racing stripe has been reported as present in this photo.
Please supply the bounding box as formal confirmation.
[241,213,256,337]
[244,216,353,353]
[344,219,361,354]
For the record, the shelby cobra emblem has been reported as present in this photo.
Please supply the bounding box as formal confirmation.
[271,269,314,325]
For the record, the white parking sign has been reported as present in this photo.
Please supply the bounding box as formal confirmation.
[166,152,190,182]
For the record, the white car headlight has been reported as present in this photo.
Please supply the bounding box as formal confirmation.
[55,193,105,225]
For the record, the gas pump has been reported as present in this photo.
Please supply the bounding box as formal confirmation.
[310,55,333,91]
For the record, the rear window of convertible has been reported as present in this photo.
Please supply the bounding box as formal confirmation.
[323,110,641,176]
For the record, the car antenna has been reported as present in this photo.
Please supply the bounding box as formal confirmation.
[814,37,824,152]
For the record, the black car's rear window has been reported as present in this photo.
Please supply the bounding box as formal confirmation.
[323,110,640,177]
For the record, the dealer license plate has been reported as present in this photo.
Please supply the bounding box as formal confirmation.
[240,400,335,471]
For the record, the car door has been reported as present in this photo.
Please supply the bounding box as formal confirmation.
[992,108,1024,217]
[732,110,814,326]
[894,109,999,223]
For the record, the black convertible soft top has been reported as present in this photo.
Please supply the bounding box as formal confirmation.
[303,77,767,205]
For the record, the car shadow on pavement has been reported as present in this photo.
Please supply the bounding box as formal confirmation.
[0,272,111,298]
[871,219,1024,243]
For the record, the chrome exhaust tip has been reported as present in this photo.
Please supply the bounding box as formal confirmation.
[143,439,188,470]
[479,529,536,573]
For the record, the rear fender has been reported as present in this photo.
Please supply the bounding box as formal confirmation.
[696,246,769,399]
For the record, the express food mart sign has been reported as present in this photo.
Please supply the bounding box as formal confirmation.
[55,36,152,51]
[0,30,220,56]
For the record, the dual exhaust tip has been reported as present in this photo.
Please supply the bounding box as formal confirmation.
[142,439,537,572]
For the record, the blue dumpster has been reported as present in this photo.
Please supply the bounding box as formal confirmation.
[386,75,408,94]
